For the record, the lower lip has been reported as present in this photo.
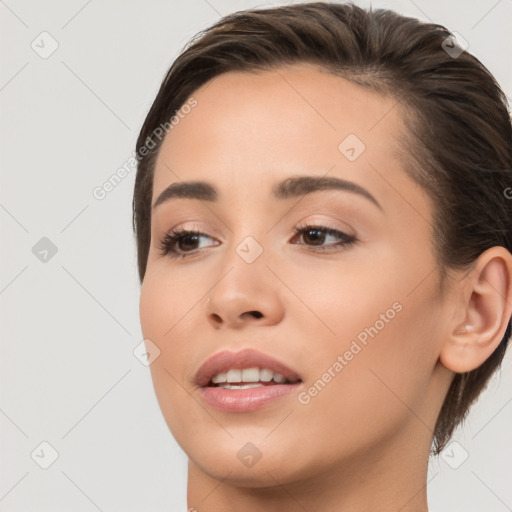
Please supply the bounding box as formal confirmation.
[199,383,302,412]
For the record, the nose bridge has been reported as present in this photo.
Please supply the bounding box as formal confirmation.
[212,232,268,301]
[205,230,284,328]
[219,210,269,277]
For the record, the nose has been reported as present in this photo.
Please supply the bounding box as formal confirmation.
[205,261,285,330]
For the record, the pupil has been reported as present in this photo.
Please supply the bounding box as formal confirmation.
[304,229,325,245]
[179,234,199,251]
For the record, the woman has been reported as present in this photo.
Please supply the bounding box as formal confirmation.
[132,3,512,510]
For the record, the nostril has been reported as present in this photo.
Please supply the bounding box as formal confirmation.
[248,311,263,319]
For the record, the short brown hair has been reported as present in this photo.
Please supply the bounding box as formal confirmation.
[132,2,512,454]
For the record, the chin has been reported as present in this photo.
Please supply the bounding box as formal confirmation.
[190,450,303,488]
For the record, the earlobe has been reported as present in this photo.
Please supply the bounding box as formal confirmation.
[440,247,512,374]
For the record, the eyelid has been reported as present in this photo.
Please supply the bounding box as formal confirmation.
[293,215,356,237]
[162,221,222,241]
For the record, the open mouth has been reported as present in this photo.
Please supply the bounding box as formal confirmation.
[195,351,303,412]
[194,348,303,390]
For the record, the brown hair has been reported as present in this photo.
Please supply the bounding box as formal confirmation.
[132,2,512,454]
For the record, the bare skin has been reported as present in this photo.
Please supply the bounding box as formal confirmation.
[139,63,512,511]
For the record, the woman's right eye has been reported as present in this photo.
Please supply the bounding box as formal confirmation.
[158,229,219,258]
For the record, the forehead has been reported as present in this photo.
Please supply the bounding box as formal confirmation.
[153,63,412,203]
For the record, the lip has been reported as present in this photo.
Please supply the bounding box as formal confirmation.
[194,348,303,413]
[199,383,302,412]
[194,348,302,387]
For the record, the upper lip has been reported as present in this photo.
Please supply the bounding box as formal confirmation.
[194,348,302,387]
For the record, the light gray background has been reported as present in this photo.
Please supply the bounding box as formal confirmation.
[1,1,511,511]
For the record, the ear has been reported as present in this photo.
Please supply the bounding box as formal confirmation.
[440,247,512,373]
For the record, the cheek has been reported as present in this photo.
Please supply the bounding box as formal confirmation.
[299,305,438,451]
[139,267,202,393]
[305,306,439,450]
[280,250,405,356]
[139,268,211,439]
[287,250,441,432]
[139,263,204,339]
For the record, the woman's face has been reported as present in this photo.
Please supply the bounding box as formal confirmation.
[139,64,455,486]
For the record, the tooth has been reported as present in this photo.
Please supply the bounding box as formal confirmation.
[212,367,292,385]
[212,372,227,384]
[260,368,273,382]
[273,372,286,383]
[242,367,260,382]
[226,369,242,383]
[220,383,263,390]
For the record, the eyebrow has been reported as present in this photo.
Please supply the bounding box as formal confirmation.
[152,175,382,210]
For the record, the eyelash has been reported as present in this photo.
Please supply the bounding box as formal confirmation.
[158,223,357,259]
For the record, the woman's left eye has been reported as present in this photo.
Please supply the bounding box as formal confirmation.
[291,224,357,250]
